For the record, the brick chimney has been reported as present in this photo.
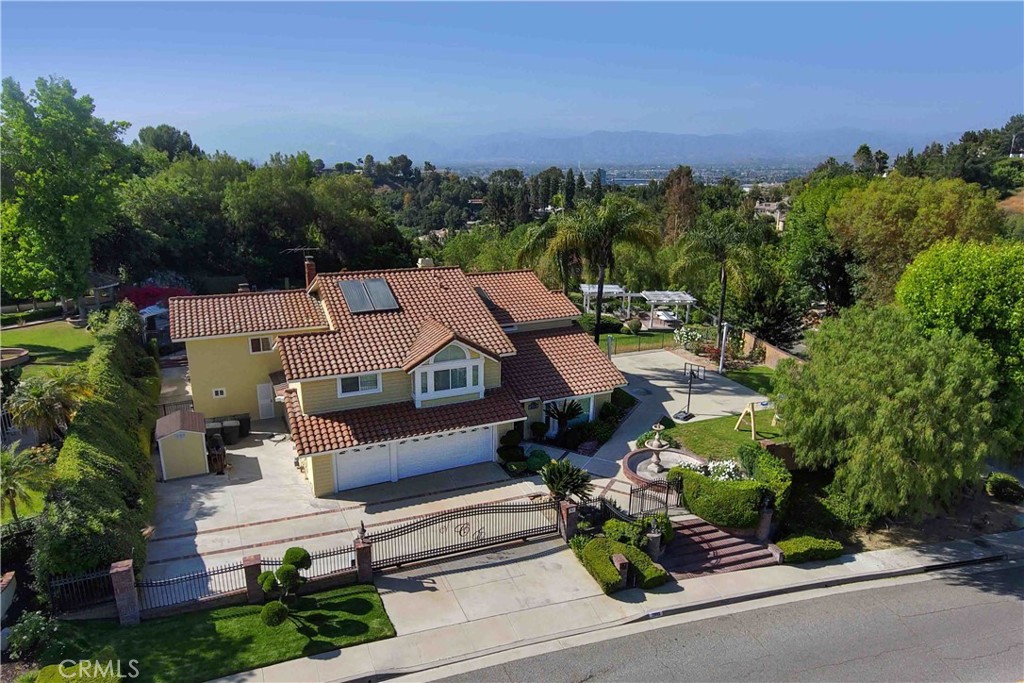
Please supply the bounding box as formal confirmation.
[304,256,317,288]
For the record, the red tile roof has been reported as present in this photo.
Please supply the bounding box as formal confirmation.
[465,271,581,327]
[155,410,207,440]
[401,318,495,372]
[279,268,515,380]
[285,387,525,456]
[502,325,627,402]
[169,290,328,340]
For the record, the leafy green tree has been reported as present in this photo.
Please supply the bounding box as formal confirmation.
[774,304,1000,519]
[564,169,576,210]
[555,196,659,343]
[590,170,604,203]
[663,165,698,241]
[670,209,758,341]
[852,143,875,175]
[726,245,803,347]
[485,169,530,232]
[0,442,50,522]
[781,175,866,311]
[136,124,203,161]
[827,173,1004,302]
[1,77,128,312]
[223,152,316,283]
[517,219,582,295]
[897,240,1024,452]
[873,149,890,175]
[575,171,587,199]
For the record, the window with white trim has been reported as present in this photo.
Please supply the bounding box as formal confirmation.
[337,373,381,397]
[413,343,485,406]
[249,336,273,354]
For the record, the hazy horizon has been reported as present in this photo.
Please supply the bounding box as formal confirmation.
[3,2,1021,163]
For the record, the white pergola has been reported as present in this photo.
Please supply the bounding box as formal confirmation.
[641,290,697,323]
[580,283,628,313]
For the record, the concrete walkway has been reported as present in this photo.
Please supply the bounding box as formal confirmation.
[211,529,1024,683]
[569,350,767,478]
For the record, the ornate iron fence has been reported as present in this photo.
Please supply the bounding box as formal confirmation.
[136,561,245,610]
[366,499,559,569]
[48,568,115,614]
[629,480,670,518]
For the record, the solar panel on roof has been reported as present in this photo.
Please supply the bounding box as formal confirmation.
[364,278,399,311]
[339,280,373,313]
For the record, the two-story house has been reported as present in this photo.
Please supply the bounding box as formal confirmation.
[169,262,625,496]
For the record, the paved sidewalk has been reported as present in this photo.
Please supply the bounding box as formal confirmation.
[212,529,1024,683]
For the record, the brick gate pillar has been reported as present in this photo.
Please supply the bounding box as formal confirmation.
[354,527,374,583]
[558,500,578,542]
[109,560,140,626]
[242,554,263,604]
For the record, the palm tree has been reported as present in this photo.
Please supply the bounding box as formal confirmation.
[539,459,593,501]
[544,399,584,445]
[558,195,660,344]
[0,441,50,522]
[669,209,758,351]
[516,218,583,296]
[6,366,91,443]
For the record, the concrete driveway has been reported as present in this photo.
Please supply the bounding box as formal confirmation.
[145,419,544,580]
[376,538,603,638]
[579,350,768,478]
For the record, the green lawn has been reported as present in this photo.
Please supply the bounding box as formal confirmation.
[40,583,395,683]
[724,366,776,396]
[0,322,95,378]
[666,409,783,461]
[1,487,46,524]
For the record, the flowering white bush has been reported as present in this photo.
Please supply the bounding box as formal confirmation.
[674,326,704,351]
[705,460,744,481]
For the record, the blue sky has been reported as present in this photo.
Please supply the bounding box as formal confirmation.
[3,2,1022,161]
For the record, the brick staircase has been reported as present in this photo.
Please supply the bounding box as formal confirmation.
[660,516,779,579]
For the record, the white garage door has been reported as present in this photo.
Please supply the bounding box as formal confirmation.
[397,428,493,479]
[335,446,391,492]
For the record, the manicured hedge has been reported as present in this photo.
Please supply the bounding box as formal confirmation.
[32,303,159,587]
[580,538,668,594]
[578,313,622,336]
[751,451,792,514]
[777,535,844,564]
[675,469,766,529]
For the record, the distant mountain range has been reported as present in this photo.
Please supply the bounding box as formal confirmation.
[320,127,962,168]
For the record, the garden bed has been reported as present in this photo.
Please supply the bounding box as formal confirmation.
[25,584,395,683]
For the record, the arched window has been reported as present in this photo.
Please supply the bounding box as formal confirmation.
[433,344,467,363]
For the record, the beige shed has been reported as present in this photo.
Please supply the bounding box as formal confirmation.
[155,411,209,480]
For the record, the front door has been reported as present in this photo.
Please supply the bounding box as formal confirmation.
[256,383,275,419]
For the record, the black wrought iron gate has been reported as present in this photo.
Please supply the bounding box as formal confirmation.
[366,499,560,569]
[628,480,670,518]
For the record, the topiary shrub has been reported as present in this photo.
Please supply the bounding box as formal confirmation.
[777,535,844,564]
[529,421,547,441]
[525,448,552,473]
[282,547,312,571]
[580,538,668,593]
[500,429,523,448]
[624,318,643,335]
[986,472,1024,504]
[677,469,765,529]
[261,600,290,627]
[497,444,526,463]
[602,519,646,548]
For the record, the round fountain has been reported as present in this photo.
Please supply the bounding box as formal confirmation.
[622,420,708,485]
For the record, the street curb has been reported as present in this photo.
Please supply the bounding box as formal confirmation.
[342,548,1017,683]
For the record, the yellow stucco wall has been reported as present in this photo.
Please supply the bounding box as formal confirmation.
[307,453,335,496]
[186,336,287,418]
[159,431,208,480]
[484,357,501,388]
[296,371,412,414]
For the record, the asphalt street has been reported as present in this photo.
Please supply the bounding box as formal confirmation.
[436,564,1024,683]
